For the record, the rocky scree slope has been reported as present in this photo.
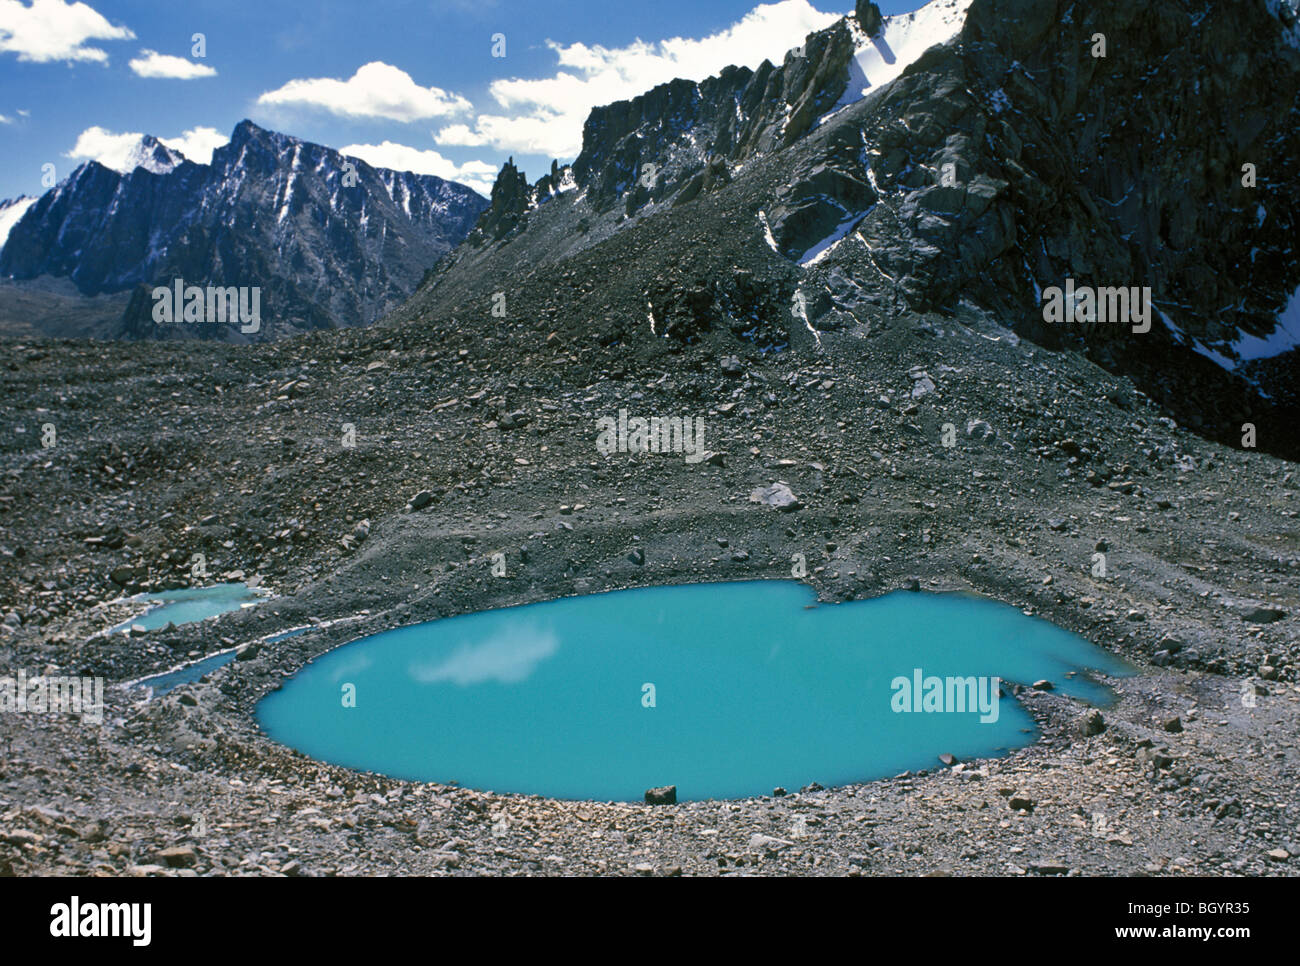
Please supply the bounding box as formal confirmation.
[400,0,1300,458]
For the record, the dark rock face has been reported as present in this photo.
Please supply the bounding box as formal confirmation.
[953,0,1300,351]
[0,120,487,341]
[871,0,1300,443]
[562,23,859,216]
[470,157,532,243]
[856,0,884,36]
[765,126,877,262]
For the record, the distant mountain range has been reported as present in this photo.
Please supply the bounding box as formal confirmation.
[0,120,487,341]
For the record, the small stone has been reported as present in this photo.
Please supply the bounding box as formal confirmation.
[110,565,144,586]
[938,752,958,766]
[1266,848,1290,862]
[1161,717,1183,733]
[1029,860,1070,876]
[409,490,434,511]
[749,833,794,852]
[627,548,646,566]
[1008,794,1035,812]
[1076,709,1106,736]
[1138,749,1175,770]
[498,410,531,430]
[644,785,676,805]
[157,846,197,868]
[749,482,800,511]
[78,821,109,844]
[1031,679,1053,691]
[1241,605,1286,624]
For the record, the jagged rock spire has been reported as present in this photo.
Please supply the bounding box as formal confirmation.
[855,0,883,36]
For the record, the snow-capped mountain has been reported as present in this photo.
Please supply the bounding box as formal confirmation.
[831,0,972,111]
[0,120,487,340]
[109,134,188,176]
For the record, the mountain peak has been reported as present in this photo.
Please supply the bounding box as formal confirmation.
[125,134,186,175]
[231,118,265,138]
[228,119,283,150]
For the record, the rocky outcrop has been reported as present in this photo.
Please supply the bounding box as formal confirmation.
[856,0,884,36]
[468,157,532,244]
[561,24,858,216]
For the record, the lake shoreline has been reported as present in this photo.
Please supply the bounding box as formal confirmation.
[1,324,1294,875]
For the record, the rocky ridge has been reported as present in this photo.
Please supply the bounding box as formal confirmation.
[0,121,487,341]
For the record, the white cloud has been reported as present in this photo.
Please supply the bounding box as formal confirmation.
[129,48,216,79]
[0,112,10,123]
[410,626,559,686]
[257,61,471,122]
[159,126,228,164]
[435,0,839,159]
[340,140,496,195]
[0,0,134,64]
[66,125,147,170]
[66,124,229,171]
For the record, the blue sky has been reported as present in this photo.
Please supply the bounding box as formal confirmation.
[0,0,920,200]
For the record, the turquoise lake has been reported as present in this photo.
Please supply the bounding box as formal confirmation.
[111,582,267,633]
[256,581,1133,802]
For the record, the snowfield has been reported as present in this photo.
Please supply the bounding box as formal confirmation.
[0,196,38,252]
[832,0,974,112]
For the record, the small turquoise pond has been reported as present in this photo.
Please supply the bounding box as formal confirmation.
[257,581,1132,802]
[134,626,306,696]
[135,650,238,696]
[111,582,267,633]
